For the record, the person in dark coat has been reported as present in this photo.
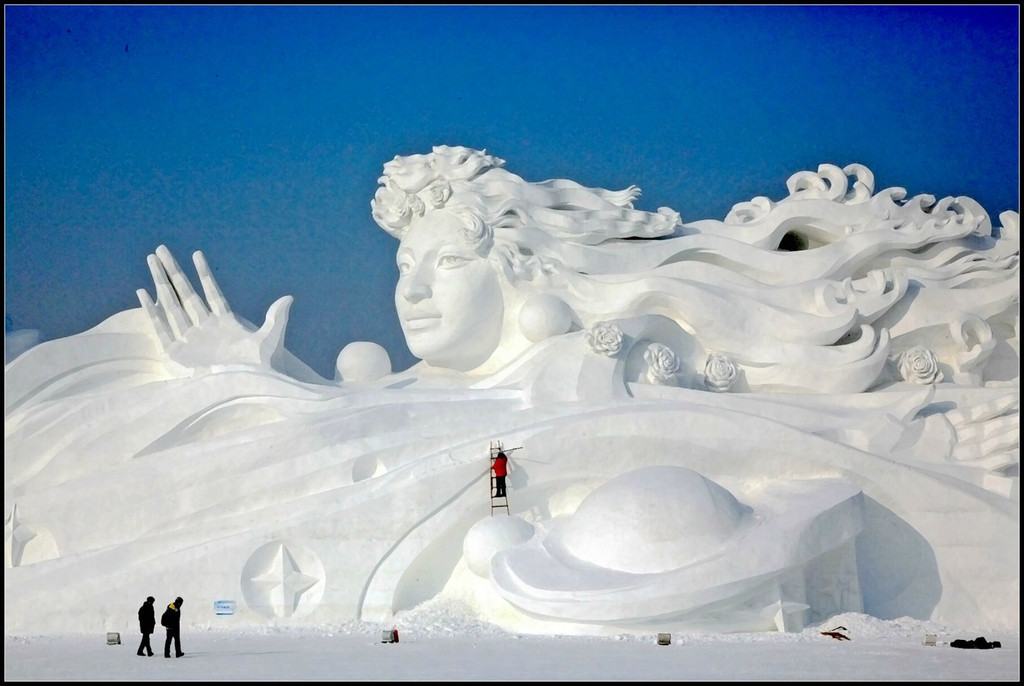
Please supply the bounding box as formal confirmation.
[161,597,184,658]
[136,596,156,656]
[492,451,509,498]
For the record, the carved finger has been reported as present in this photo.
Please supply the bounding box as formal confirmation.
[155,245,209,326]
[147,253,190,340]
[136,288,174,351]
[256,295,294,364]
[953,417,1020,462]
[193,251,231,317]
[945,393,1018,427]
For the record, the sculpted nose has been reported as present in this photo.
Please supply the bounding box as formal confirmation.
[400,260,434,304]
[402,280,432,304]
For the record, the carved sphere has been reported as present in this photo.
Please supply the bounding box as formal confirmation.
[518,294,573,342]
[463,515,535,578]
[562,466,748,573]
[336,341,392,383]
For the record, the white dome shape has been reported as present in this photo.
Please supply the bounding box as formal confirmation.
[561,466,750,573]
[335,341,392,383]
[519,294,573,342]
[463,515,535,578]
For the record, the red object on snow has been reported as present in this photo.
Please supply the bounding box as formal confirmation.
[821,630,850,641]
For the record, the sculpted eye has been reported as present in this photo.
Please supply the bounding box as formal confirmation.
[437,254,470,269]
[397,261,412,275]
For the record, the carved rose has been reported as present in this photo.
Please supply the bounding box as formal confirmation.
[897,346,944,384]
[406,192,425,217]
[704,353,738,392]
[586,322,624,356]
[644,343,679,385]
[371,183,418,233]
[424,182,452,208]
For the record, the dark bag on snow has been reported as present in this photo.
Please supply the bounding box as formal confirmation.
[951,636,1001,649]
[161,608,173,628]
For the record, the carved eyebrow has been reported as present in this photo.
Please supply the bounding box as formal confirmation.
[436,241,476,255]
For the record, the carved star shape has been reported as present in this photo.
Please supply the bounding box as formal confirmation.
[760,593,810,633]
[5,504,37,568]
[248,543,319,617]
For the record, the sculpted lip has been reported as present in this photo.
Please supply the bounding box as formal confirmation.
[402,314,441,330]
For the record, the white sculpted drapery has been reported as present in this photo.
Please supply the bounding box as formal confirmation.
[4,146,1019,636]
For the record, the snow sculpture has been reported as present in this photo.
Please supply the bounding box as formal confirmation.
[4,146,1019,637]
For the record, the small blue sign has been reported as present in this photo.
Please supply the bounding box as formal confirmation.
[213,600,236,616]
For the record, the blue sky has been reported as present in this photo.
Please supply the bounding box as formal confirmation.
[5,5,1019,378]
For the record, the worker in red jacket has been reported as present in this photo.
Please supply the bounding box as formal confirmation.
[492,451,509,498]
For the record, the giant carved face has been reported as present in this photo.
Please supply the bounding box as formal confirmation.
[395,210,505,371]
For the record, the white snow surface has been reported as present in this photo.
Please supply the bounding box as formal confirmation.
[5,610,1018,681]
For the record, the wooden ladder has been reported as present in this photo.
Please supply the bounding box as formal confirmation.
[489,440,509,516]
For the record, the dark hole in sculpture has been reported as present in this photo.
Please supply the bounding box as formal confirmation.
[834,328,865,346]
[778,231,809,252]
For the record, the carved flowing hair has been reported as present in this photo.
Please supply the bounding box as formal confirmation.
[371,146,683,278]
[372,146,1019,393]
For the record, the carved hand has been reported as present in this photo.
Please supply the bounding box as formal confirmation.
[136,245,293,373]
[947,392,1019,472]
